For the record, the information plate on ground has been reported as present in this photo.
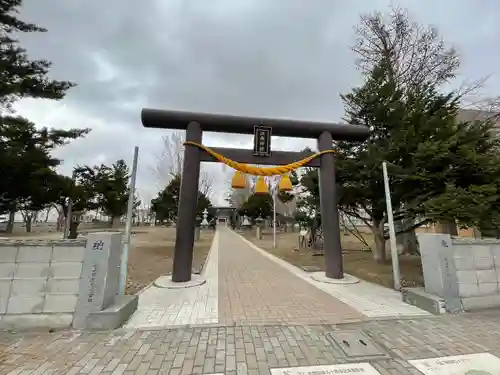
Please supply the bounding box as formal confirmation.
[270,363,381,375]
[409,352,500,374]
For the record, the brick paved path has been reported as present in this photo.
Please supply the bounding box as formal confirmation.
[217,230,363,325]
[2,312,500,374]
[125,229,427,328]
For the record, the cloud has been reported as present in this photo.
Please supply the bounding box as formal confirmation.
[12,0,500,206]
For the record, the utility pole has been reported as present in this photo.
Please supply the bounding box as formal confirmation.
[273,187,277,249]
[383,161,401,291]
[119,146,139,296]
[63,170,78,239]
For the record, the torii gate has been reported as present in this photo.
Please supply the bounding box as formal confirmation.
[141,108,369,283]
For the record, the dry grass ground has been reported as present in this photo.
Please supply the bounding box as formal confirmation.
[126,226,214,294]
[0,226,215,295]
[241,229,423,289]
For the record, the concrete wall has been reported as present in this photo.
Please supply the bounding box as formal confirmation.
[418,234,500,311]
[452,238,500,301]
[0,239,86,328]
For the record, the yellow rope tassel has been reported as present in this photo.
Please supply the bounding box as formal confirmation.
[279,174,293,191]
[231,171,247,189]
[184,141,336,176]
[254,176,269,194]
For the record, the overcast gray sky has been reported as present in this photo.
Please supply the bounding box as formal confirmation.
[13,0,500,206]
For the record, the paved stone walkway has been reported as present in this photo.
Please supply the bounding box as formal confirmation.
[125,229,428,329]
[218,230,362,325]
[1,311,500,374]
[239,233,430,320]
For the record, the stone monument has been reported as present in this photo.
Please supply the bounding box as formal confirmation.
[73,232,138,330]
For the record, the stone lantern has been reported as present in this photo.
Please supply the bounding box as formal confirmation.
[255,216,264,240]
[195,215,201,241]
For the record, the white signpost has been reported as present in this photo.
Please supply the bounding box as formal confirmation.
[265,175,281,249]
[409,353,500,375]
[270,363,381,375]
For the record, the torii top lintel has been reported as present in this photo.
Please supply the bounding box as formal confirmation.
[141,108,369,141]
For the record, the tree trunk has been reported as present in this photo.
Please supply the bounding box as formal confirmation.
[444,221,458,236]
[394,202,419,255]
[371,221,387,263]
[396,217,419,255]
[44,208,51,223]
[112,216,121,228]
[25,217,32,233]
[399,230,419,255]
[68,219,80,239]
[6,209,15,233]
[56,210,65,232]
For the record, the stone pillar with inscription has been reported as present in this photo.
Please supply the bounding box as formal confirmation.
[73,232,137,329]
[417,233,461,313]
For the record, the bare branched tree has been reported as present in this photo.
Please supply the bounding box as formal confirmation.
[353,6,459,91]
[354,6,495,103]
[463,95,500,116]
[151,132,184,186]
[151,131,215,197]
[198,171,214,198]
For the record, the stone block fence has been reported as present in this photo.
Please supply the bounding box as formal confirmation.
[0,233,137,330]
[406,233,500,313]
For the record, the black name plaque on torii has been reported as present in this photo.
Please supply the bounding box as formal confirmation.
[253,125,272,157]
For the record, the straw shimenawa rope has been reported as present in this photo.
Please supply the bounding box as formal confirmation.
[183,141,336,176]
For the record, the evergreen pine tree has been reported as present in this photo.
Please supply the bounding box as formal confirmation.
[0,0,75,110]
